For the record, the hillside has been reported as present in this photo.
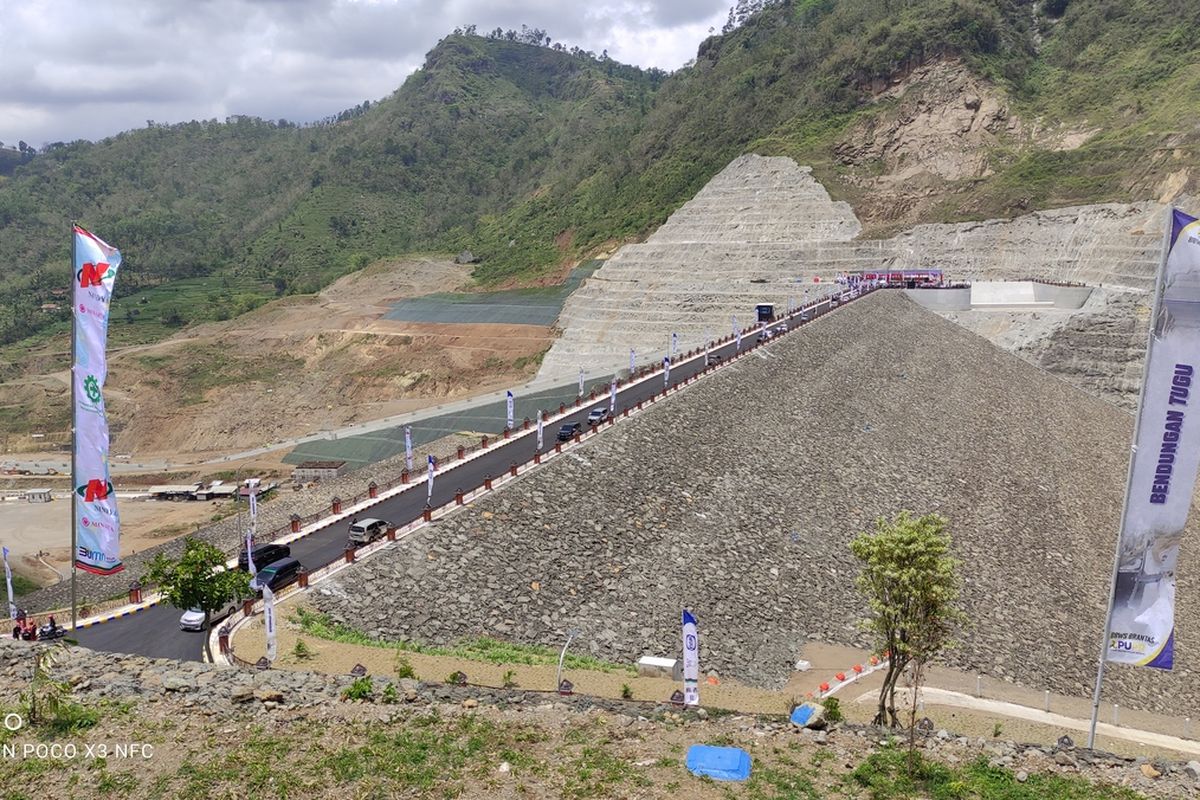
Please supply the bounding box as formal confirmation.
[3,0,1197,355]
[0,36,660,352]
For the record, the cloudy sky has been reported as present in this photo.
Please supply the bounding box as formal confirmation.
[0,0,730,147]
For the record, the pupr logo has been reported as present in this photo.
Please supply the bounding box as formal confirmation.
[83,375,102,404]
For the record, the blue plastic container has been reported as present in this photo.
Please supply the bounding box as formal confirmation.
[685,744,752,781]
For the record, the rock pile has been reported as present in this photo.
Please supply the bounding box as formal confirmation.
[317,291,1200,717]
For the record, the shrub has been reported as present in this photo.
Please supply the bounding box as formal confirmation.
[502,670,517,689]
[341,677,374,701]
[394,653,416,680]
[621,684,633,700]
[822,696,844,723]
[381,683,399,705]
[292,639,314,661]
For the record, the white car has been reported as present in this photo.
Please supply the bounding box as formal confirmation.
[179,601,241,632]
[586,407,612,425]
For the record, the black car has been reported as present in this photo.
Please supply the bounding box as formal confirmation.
[238,543,291,572]
[249,557,304,594]
[706,353,723,365]
[557,422,583,441]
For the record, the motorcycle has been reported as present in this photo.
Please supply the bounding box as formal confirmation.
[38,624,68,641]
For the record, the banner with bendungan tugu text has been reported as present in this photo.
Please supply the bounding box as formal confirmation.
[73,225,123,575]
[1105,208,1200,669]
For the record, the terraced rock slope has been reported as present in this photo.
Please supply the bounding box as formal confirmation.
[540,154,1177,408]
[317,290,1200,718]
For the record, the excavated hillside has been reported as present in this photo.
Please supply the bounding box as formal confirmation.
[541,153,1180,410]
[316,290,1200,718]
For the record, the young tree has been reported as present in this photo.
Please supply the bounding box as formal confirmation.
[142,538,250,662]
[850,511,963,737]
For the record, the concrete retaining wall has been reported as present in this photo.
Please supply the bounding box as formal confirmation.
[904,288,971,311]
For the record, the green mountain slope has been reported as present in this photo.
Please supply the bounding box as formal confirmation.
[1,0,1197,356]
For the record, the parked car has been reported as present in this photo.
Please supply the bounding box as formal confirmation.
[706,353,723,365]
[348,517,390,546]
[756,329,773,343]
[249,557,304,594]
[776,322,788,333]
[238,543,290,572]
[586,407,611,426]
[557,422,583,441]
[179,599,242,632]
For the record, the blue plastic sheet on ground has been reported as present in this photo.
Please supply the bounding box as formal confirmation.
[685,744,752,782]
[790,704,816,726]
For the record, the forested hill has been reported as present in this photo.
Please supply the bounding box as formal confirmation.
[1,0,1198,352]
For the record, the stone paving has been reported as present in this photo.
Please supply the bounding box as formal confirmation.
[317,291,1200,718]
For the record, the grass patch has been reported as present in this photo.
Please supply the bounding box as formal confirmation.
[850,747,1146,799]
[560,746,650,800]
[293,608,636,674]
[11,573,39,596]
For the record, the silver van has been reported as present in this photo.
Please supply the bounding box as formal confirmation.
[348,517,390,545]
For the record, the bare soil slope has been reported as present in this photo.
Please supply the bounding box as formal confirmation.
[0,257,553,458]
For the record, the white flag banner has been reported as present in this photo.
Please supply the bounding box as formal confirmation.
[671,332,678,356]
[506,390,514,430]
[663,356,670,387]
[609,377,617,413]
[536,410,544,450]
[1103,208,1200,670]
[426,454,435,502]
[249,489,257,522]
[245,530,257,578]
[682,609,700,706]
[578,368,584,397]
[629,349,635,376]
[3,546,15,620]
[263,584,277,662]
[404,425,413,471]
[72,225,123,575]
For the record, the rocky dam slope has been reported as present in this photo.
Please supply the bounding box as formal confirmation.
[316,290,1200,718]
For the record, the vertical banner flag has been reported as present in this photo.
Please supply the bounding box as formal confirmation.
[663,356,671,387]
[578,367,584,397]
[736,327,742,352]
[426,454,435,502]
[506,390,514,430]
[404,426,414,472]
[1103,208,1200,670]
[671,332,678,357]
[682,609,700,706]
[263,584,277,662]
[609,376,617,413]
[3,546,15,620]
[245,529,257,578]
[629,349,635,376]
[536,410,544,450]
[246,477,260,540]
[73,225,123,575]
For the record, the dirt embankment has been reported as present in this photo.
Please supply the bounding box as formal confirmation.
[0,256,554,459]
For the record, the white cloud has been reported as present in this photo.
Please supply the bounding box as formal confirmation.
[0,0,731,147]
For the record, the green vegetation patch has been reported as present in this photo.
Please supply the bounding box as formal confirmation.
[851,746,1146,800]
[294,607,636,674]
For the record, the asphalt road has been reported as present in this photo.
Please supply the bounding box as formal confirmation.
[71,288,869,661]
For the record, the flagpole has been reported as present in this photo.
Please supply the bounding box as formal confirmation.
[70,222,78,631]
[1086,205,1175,749]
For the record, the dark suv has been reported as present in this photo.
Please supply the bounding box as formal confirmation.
[557,422,583,441]
[239,543,291,572]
